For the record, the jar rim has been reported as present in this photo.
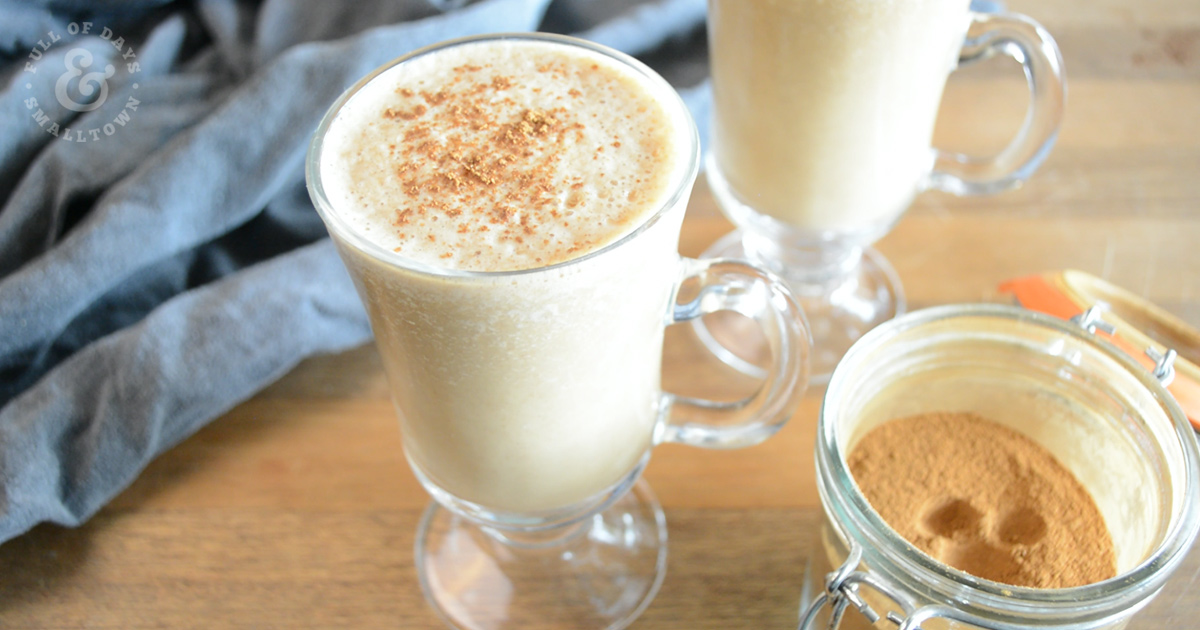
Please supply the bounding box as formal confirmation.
[818,304,1200,622]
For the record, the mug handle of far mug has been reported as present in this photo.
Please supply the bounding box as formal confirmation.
[654,258,812,449]
[924,12,1066,196]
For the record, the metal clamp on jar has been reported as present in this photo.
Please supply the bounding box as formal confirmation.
[801,304,1200,630]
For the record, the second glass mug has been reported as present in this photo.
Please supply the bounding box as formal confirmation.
[305,34,813,630]
[699,0,1067,380]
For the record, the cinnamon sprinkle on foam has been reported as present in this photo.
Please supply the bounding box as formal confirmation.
[321,42,683,271]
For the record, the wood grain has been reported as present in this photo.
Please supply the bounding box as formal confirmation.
[3,0,1200,627]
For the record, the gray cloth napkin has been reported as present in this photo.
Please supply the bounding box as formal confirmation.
[0,0,710,544]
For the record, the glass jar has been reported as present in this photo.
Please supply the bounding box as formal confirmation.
[803,304,1200,629]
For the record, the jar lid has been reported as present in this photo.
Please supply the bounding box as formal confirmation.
[999,269,1200,430]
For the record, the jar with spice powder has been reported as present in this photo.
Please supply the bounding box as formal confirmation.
[803,304,1200,629]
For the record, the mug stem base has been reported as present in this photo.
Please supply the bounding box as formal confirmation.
[415,480,668,630]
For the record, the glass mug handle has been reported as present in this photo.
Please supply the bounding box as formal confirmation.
[925,12,1066,196]
[655,258,811,449]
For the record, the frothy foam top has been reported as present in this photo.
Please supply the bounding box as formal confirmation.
[318,39,690,272]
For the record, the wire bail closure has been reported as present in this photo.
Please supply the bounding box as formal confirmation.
[1071,303,1179,386]
[797,541,1027,630]
[798,543,907,630]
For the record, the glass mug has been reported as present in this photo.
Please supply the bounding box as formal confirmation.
[305,33,812,630]
[802,305,1200,629]
[700,0,1067,381]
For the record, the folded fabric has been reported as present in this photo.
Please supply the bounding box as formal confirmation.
[0,0,710,544]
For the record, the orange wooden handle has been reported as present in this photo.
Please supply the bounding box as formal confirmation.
[999,271,1200,431]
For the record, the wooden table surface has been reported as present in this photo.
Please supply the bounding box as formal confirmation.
[3,0,1199,627]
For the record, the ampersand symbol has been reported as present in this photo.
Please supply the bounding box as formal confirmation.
[55,48,116,113]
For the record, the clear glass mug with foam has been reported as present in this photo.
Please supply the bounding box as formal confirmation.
[801,305,1200,629]
[306,33,812,630]
[700,0,1067,381]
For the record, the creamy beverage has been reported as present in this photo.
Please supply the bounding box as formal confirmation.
[311,38,695,513]
[709,0,972,234]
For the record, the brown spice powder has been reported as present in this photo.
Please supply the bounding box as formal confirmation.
[847,411,1116,589]
[380,67,578,261]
